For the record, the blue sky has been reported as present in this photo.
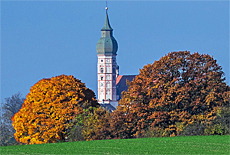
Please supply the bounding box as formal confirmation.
[1,1,229,102]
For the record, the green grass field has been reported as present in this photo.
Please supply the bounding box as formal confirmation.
[1,135,229,154]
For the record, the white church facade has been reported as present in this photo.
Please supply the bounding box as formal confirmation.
[96,7,135,111]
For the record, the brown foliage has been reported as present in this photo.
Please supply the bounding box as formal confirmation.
[11,75,99,144]
[116,51,230,137]
[109,106,131,139]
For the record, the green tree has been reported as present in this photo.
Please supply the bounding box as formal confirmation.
[82,107,111,141]
[116,51,229,138]
[204,106,230,135]
[12,75,99,144]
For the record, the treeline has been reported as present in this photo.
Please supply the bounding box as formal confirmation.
[1,51,229,145]
[67,106,230,142]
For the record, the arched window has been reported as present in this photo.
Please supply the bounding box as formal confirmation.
[101,68,104,73]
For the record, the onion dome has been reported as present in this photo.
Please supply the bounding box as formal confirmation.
[96,7,118,55]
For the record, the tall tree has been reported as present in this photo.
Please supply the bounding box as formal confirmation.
[0,93,24,146]
[0,115,13,146]
[2,93,24,124]
[116,51,229,137]
[12,75,99,144]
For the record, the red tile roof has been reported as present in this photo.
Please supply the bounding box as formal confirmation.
[116,75,123,85]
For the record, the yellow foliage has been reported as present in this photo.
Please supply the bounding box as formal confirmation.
[12,75,99,144]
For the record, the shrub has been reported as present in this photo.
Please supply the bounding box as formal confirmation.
[143,127,166,138]
[66,126,85,142]
[179,122,207,136]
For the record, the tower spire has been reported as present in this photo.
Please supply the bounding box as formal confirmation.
[96,5,119,108]
[101,4,113,31]
[96,5,118,55]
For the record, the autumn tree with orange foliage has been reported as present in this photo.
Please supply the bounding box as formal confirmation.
[12,75,99,144]
[114,51,229,138]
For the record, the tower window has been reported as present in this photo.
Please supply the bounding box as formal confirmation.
[101,68,104,73]
[101,77,103,80]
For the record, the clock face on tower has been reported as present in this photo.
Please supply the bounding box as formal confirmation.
[106,59,110,63]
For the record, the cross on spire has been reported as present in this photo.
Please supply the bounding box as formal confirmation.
[101,2,113,31]
[105,1,108,10]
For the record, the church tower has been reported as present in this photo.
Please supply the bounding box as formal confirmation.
[96,7,118,108]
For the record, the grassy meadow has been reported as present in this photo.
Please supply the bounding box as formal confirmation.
[1,135,229,154]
